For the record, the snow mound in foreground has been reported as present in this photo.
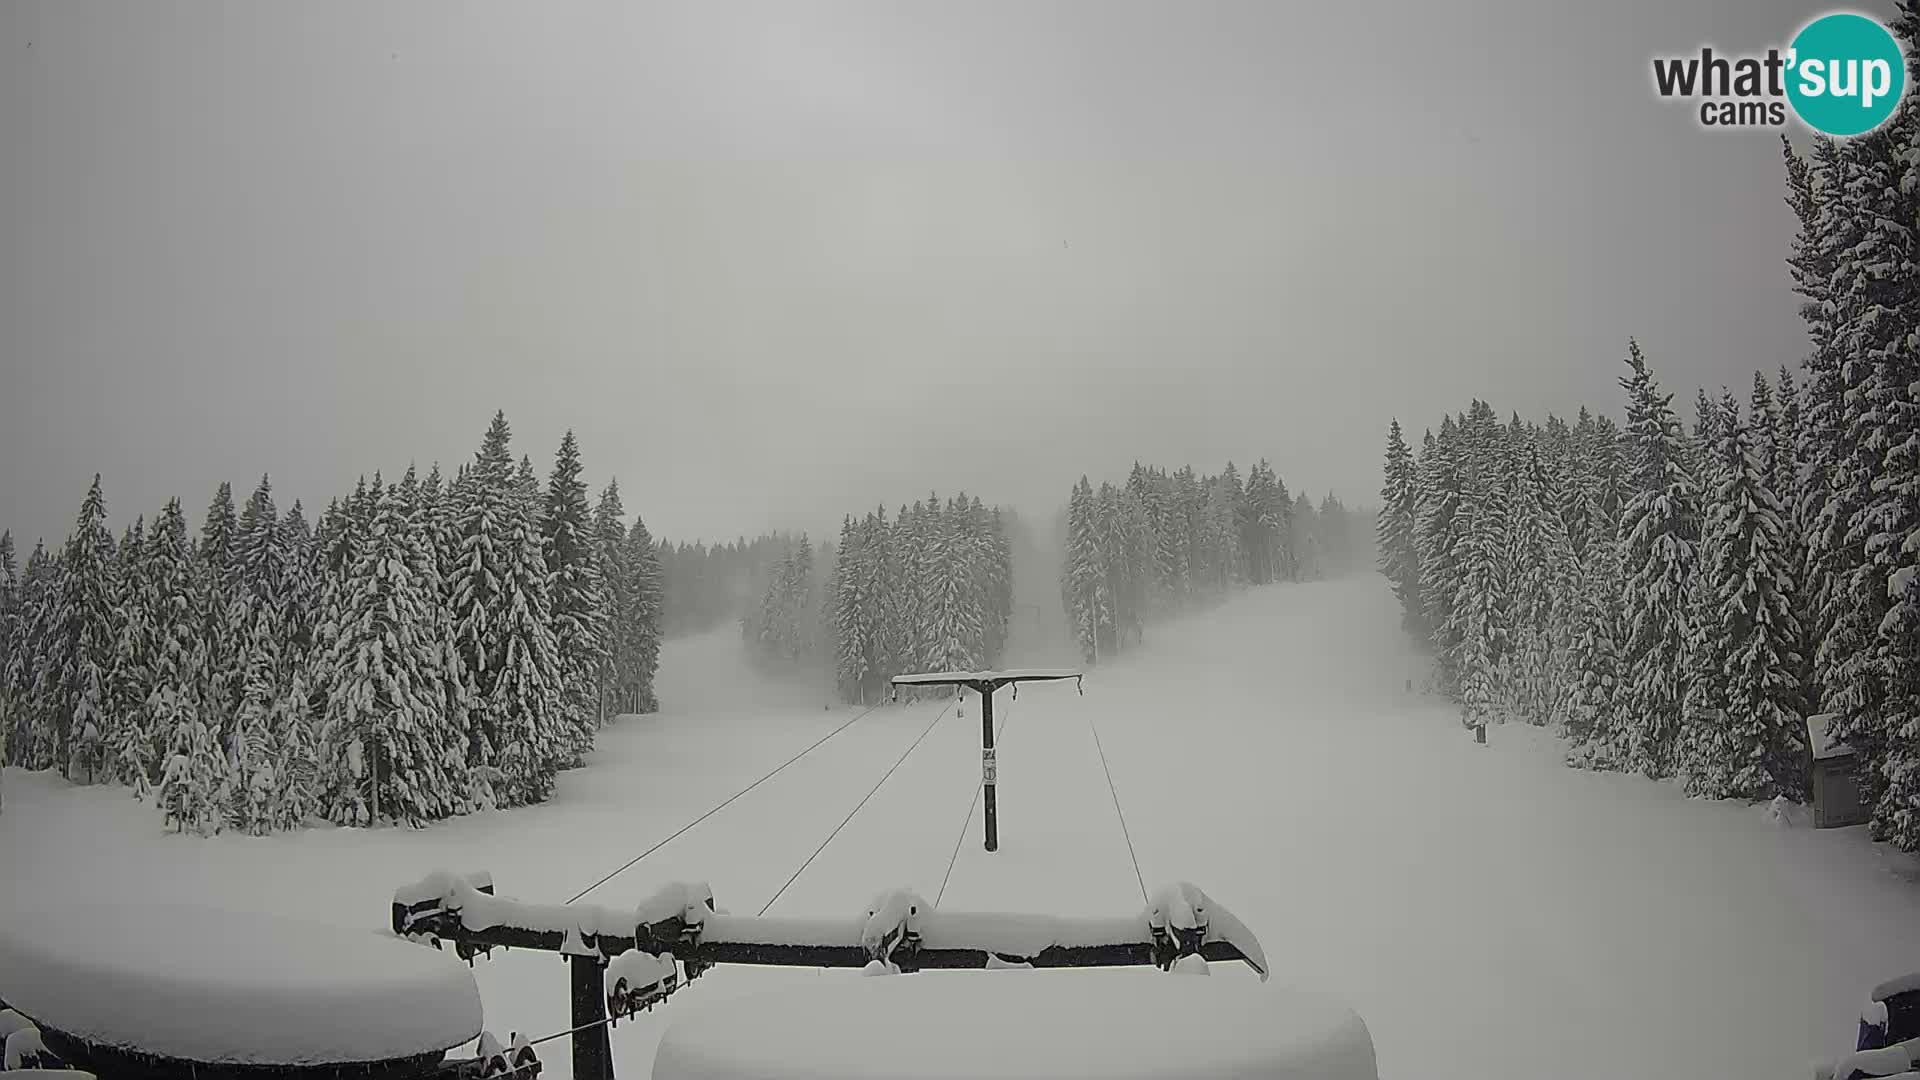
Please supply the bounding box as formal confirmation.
[650,970,1375,1080]
[1766,795,1812,828]
[0,901,482,1066]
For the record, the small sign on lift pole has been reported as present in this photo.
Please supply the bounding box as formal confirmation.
[891,669,1082,852]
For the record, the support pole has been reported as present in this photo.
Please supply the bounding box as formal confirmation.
[981,684,998,852]
[570,954,613,1080]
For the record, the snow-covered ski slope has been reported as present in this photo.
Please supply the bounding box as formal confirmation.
[5,576,1920,1079]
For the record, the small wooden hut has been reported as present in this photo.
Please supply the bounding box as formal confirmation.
[1807,713,1869,829]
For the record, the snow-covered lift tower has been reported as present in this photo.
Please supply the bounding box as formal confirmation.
[890,669,1082,853]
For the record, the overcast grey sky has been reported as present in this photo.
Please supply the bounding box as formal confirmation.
[0,0,1833,549]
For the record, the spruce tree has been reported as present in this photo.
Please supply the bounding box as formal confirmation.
[983,503,1014,664]
[592,481,635,715]
[450,413,567,807]
[6,543,59,769]
[322,472,468,825]
[864,509,900,692]
[1684,389,1809,800]
[1270,470,1295,583]
[542,432,607,757]
[56,476,117,782]
[626,513,663,713]
[131,501,207,800]
[106,516,154,791]
[1378,421,1423,633]
[921,509,977,674]
[1504,445,1573,725]
[1417,421,1469,694]
[1063,478,1108,663]
[1564,527,1626,766]
[1615,342,1702,779]
[226,476,288,831]
[1291,491,1320,582]
[197,482,242,756]
[1851,14,1920,841]
[156,638,222,836]
[0,531,16,782]
[784,537,817,664]
[1452,451,1510,731]
[831,516,870,701]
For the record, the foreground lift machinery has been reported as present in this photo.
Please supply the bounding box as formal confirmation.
[390,871,1270,1080]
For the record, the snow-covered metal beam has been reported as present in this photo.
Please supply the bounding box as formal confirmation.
[394,874,1264,1080]
[890,669,1084,688]
[391,874,1265,979]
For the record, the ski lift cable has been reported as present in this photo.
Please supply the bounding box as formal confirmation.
[934,689,1017,908]
[757,696,958,917]
[566,700,891,905]
[1086,708,1150,908]
[526,1013,615,1048]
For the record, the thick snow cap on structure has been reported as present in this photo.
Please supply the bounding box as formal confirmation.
[891,669,1082,686]
[1808,714,1851,761]
[1875,973,1920,1002]
[0,902,483,1066]
[1150,882,1270,981]
[651,971,1375,1080]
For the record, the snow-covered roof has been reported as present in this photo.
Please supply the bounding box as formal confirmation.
[650,971,1375,1080]
[891,669,1083,686]
[1808,714,1855,761]
[0,902,483,1066]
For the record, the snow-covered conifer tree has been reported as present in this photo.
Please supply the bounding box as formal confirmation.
[105,517,154,791]
[191,482,243,764]
[1682,389,1809,800]
[1503,445,1574,725]
[322,472,468,824]
[625,513,663,713]
[1063,478,1108,664]
[1417,421,1468,694]
[592,481,634,715]
[1563,524,1626,767]
[1378,421,1422,632]
[830,516,869,701]
[55,476,117,782]
[542,432,607,757]
[6,543,60,769]
[225,476,286,831]
[451,413,567,807]
[1615,341,1702,779]
[1452,449,1510,731]
[156,640,222,836]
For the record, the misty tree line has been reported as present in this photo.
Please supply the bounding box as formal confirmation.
[741,496,1018,704]
[1062,460,1367,663]
[658,535,802,638]
[1377,86,1920,850]
[0,412,664,833]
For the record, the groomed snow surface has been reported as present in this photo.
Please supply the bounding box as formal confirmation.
[4,577,1919,1079]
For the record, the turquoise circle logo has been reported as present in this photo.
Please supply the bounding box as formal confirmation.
[1787,13,1906,136]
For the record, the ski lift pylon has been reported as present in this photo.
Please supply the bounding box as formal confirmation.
[889,669,1083,852]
